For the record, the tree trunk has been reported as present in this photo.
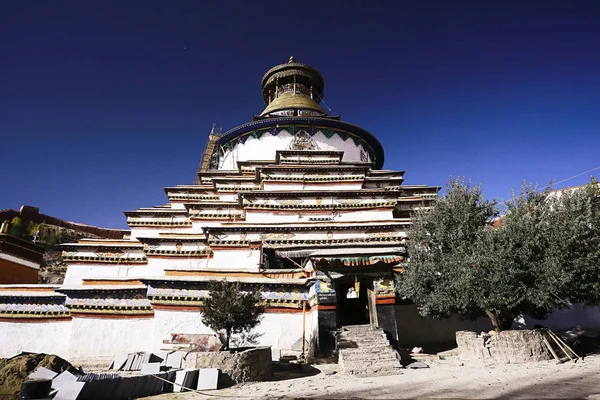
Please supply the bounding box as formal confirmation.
[485,310,514,332]
[224,328,231,350]
[485,310,503,332]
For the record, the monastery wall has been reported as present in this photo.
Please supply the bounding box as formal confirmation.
[149,257,209,272]
[244,208,394,224]
[0,320,72,358]
[63,264,149,285]
[67,316,154,358]
[210,249,260,270]
[262,182,364,191]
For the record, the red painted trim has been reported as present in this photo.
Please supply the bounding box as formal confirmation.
[375,298,396,305]
[264,307,303,313]
[0,317,72,323]
[70,312,154,319]
[315,304,336,311]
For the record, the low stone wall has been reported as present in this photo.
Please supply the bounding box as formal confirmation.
[456,330,552,363]
[183,347,272,386]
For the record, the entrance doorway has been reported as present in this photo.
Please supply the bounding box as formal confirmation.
[337,279,370,326]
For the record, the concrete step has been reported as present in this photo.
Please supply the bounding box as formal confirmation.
[340,350,398,362]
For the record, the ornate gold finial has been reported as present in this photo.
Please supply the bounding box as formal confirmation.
[289,56,295,63]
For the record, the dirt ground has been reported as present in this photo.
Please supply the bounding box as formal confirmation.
[147,354,600,400]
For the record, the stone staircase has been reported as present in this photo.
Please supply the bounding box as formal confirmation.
[337,325,402,376]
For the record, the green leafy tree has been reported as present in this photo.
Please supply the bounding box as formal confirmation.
[201,280,265,350]
[7,217,27,238]
[397,178,600,331]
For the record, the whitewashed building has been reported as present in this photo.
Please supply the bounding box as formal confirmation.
[0,58,442,359]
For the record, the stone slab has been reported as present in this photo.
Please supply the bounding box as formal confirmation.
[153,351,168,364]
[196,368,219,390]
[166,351,183,368]
[111,353,128,370]
[131,375,154,398]
[28,366,58,380]
[271,347,281,362]
[53,381,85,400]
[111,376,136,399]
[173,370,187,393]
[182,369,199,392]
[52,371,78,390]
[163,370,177,393]
[76,377,119,400]
[141,362,161,375]
[123,354,135,371]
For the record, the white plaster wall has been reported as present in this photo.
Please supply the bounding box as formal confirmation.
[0,320,72,358]
[210,249,260,270]
[67,316,153,358]
[146,257,209,273]
[63,264,152,284]
[151,309,310,352]
[252,312,306,350]
[244,208,395,223]
[219,130,371,170]
[262,182,364,191]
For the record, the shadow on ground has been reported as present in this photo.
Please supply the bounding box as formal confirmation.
[269,363,321,382]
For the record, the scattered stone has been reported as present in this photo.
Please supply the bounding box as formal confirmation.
[411,347,424,354]
[406,361,430,369]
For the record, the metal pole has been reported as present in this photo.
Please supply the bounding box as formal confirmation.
[302,300,307,356]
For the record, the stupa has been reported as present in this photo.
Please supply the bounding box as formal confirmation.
[0,58,438,359]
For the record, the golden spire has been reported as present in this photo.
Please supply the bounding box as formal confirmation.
[289,56,295,63]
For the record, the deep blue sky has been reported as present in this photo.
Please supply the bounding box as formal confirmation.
[2,1,599,229]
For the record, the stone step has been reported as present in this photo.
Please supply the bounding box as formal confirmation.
[341,355,399,364]
[338,332,388,341]
[338,341,392,350]
[340,350,398,362]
